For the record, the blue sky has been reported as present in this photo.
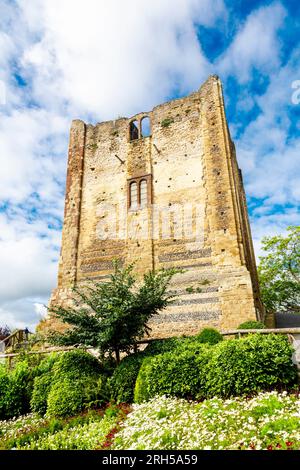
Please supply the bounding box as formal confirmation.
[0,0,299,330]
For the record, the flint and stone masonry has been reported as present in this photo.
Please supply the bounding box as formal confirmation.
[45,75,264,337]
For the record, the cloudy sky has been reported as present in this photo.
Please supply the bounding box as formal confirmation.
[0,0,299,330]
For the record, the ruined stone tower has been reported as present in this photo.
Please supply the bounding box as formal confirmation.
[48,75,264,337]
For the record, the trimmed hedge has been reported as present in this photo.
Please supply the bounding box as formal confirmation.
[202,334,297,398]
[52,349,104,379]
[238,321,266,329]
[134,334,298,402]
[109,353,145,404]
[134,346,211,403]
[144,337,182,356]
[30,373,53,416]
[0,361,34,420]
[30,350,108,418]
[47,376,106,418]
[196,328,223,345]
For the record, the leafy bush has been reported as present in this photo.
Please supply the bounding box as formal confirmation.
[52,349,103,380]
[196,328,223,345]
[134,334,297,402]
[144,337,182,356]
[238,320,266,329]
[0,361,34,420]
[202,334,297,398]
[34,353,58,376]
[134,346,212,403]
[30,350,107,418]
[47,375,106,418]
[109,353,145,404]
[30,374,53,416]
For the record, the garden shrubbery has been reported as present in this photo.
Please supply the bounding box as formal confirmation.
[47,376,106,418]
[238,320,266,329]
[134,334,297,402]
[1,349,109,419]
[30,374,53,416]
[202,334,297,398]
[0,328,297,421]
[134,346,212,403]
[0,361,35,420]
[43,350,108,418]
[195,328,223,345]
[109,353,145,404]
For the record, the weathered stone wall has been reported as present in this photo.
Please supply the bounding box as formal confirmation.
[47,75,263,337]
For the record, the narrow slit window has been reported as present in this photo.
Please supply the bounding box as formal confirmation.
[141,116,151,137]
[129,120,139,141]
[140,180,148,208]
[130,181,138,209]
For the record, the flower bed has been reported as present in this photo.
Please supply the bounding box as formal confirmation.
[0,405,125,450]
[112,392,300,450]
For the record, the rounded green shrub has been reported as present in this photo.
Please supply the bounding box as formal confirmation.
[202,334,297,398]
[109,353,145,403]
[196,328,223,345]
[0,361,33,419]
[34,353,58,376]
[134,345,212,403]
[47,375,106,418]
[53,349,103,380]
[144,337,182,356]
[238,320,266,330]
[30,373,53,416]
[42,350,108,418]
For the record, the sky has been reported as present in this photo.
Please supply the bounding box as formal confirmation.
[0,0,299,331]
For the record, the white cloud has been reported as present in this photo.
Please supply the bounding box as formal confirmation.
[218,2,286,82]
[236,50,300,207]
[19,0,225,119]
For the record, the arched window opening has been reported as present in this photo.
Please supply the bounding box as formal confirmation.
[141,116,151,138]
[140,180,148,208]
[130,181,138,209]
[129,120,139,141]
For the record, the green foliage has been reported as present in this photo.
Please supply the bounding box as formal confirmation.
[52,349,103,379]
[29,354,59,416]
[134,357,153,403]
[134,346,212,403]
[196,328,223,345]
[30,374,53,416]
[45,350,108,418]
[48,261,180,362]
[202,334,297,398]
[47,376,105,418]
[258,226,300,313]
[23,414,119,450]
[34,353,58,376]
[30,350,107,418]
[144,337,182,356]
[0,361,34,420]
[109,353,145,404]
[238,320,266,330]
[161,118,174,128]
[134,334,297,402]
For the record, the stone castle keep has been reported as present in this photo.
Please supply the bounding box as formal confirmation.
[48,75,264,337]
